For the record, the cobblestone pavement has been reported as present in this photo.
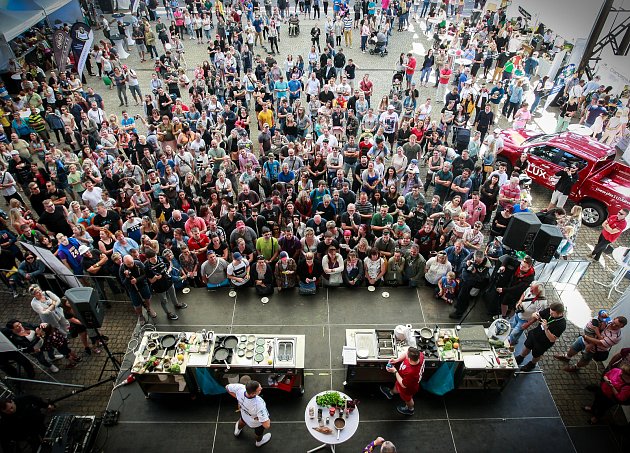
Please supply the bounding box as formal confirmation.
[0,5,628,429]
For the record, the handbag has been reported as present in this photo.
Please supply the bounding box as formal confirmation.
[593,350,610,362]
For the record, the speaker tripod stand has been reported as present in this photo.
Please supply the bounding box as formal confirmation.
[95,328,122,380]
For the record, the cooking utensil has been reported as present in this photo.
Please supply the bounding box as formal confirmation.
[145,341,158,355]
[256,338,265,346]
[419,327,433,341]
[239,335,247,342]
[213,347,231,370]
[255,345,265,354]
[245,350,254,359]
[246,342,255,351]
[237,349,245,357]
[247,335,256,342]
[223,335,238,349]
[254,353,264,363]
[333,417,345,440]
[161,334,177,351]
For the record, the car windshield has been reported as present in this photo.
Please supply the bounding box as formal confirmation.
[522,133,557,146]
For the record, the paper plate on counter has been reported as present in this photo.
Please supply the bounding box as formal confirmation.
[229,290,237,298]
[261,297,269,304]
[367,285,376,292]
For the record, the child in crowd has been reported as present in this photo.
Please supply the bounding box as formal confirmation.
[436,271,457,304]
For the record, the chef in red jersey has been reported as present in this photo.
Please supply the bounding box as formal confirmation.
[379,346,425,415]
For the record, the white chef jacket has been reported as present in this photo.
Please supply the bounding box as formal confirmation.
[226,383,270,428]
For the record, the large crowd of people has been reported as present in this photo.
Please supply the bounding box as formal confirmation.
[0,0,628,437]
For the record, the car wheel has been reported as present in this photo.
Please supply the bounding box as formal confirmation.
[581,201,606,227]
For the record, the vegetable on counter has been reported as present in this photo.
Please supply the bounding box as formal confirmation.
[315,391,346,408]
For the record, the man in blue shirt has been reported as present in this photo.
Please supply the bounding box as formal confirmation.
[263,153,280,183]
[274,75,289,107]
[582,99,607,127]
[444,240,470,277]
[288,75,302,105]
[121,111,137,134]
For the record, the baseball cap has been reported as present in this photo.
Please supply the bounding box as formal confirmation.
[187,209,196,216]
[78,245,90,255]
[343,230,351,237]
[207,249,216,255]
[232,252,243,260]
[383,228,390,235]
[598,309,611,323]
[279,251,288,259]
[10,150,18,156]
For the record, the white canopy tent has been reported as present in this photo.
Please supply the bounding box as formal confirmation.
[505,0,607,42]
[33,0,69,14]
[0,8,46,42]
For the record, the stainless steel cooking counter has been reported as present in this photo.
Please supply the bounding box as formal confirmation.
[343,325,518,391]
[132,330,306,397]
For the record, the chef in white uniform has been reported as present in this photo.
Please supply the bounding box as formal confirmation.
[226,380,272,447]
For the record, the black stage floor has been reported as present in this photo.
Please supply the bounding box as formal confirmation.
[94,287,622,453]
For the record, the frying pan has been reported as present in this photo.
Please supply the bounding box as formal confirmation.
[419,327,433,341]
[214,347,231,370]
[223,335,239,349]
[334,417,345,440]
[161,334,178,349]
[160,334,178,359]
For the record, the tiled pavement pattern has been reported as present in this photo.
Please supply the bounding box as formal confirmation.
[0,4,628,428]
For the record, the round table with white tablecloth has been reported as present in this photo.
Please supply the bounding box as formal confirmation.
[304,391,359,452]
[110,35,130,60]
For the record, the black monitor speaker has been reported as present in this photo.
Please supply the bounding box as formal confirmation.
[65,287,104,329]
[530,224,564,263]
[502,211,541,251]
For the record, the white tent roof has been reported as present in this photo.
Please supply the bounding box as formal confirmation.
[0,8,46,41]
[33,0,72,15]
[506,0,605,42]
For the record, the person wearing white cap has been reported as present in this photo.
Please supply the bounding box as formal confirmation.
[379,105,399,147]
